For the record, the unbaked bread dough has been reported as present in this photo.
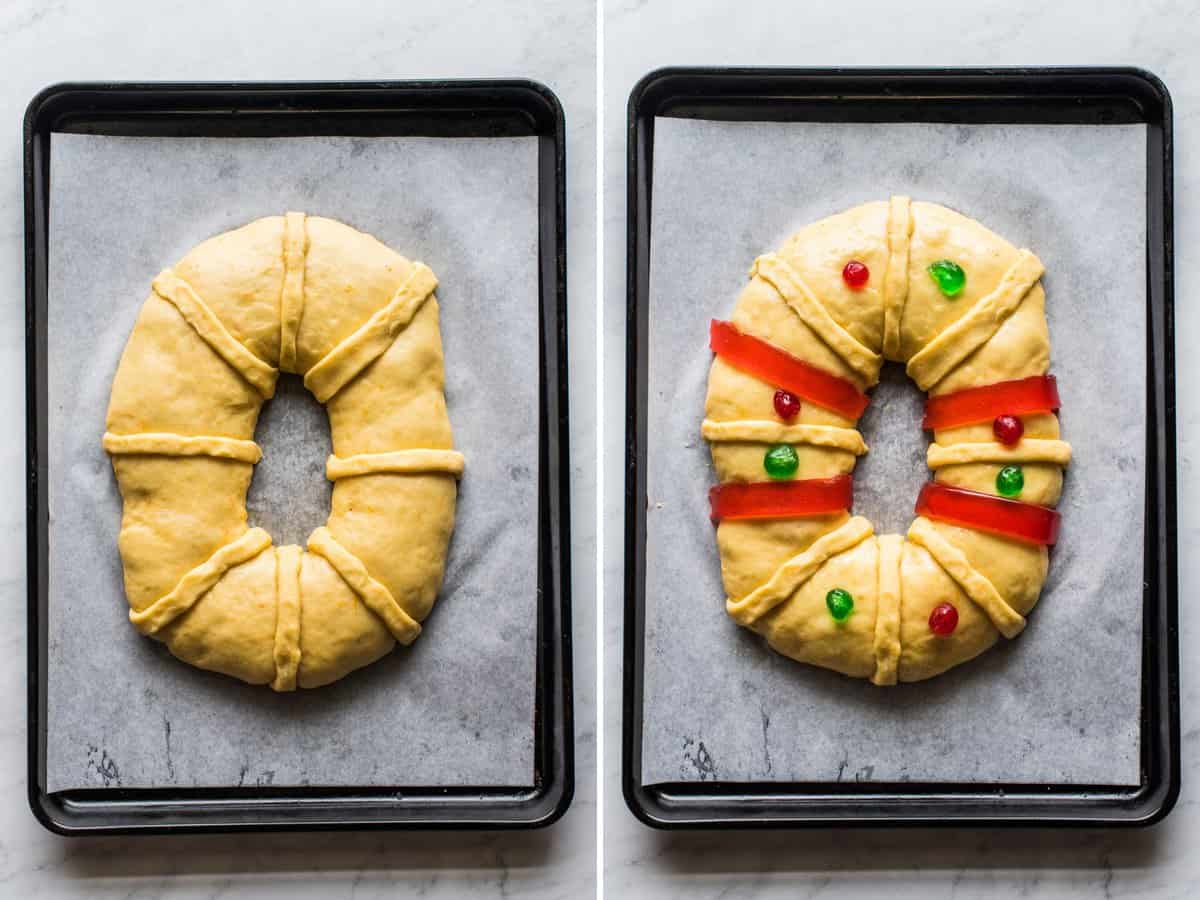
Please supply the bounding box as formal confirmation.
[103,213,463,690]
[704,197,1071,683]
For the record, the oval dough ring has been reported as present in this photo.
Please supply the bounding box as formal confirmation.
[704,196,1070,684]
[103,212,464,691]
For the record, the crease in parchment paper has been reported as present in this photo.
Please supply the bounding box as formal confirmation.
[47,133,539,791]
[642,119,1145,787]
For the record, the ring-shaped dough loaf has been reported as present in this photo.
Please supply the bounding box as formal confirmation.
[704,197,1070,683]
[104,213,464,690]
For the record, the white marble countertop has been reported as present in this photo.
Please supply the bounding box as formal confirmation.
[5,0,1198,895]
[0,1,595,898]
[601,1,1197,897]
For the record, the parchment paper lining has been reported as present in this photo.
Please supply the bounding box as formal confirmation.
[642,119,1146,786]
[47,133,539,791]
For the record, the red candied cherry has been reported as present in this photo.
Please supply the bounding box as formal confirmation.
[773,389,801,421]
[993,414,1024,446]
[842,260,869,290]
[929,602,959,636]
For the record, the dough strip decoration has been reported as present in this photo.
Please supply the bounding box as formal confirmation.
[871,534,904,686]
[303,262,438,403]
[881,195,912,361]
[725,517,875,627]
[906,517,1026,638]
[925,438,1072,469]
[279,210,308,374]
[701,419,867,456]
[326,448,466,481]
[307,527,422,645]
[102,432,262,463]
[128,528,274,636]
[905,249,1045,390]
[751,253,882,385]
[152,269,279,397]
[271,545,303,693]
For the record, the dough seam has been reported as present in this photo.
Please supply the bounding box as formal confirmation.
[906,249,1045,391]
[882,195,912,362]
[726,516,874,626]
[752,253,882,386]
[907,516,1026,638]
[326,448,465,481]
[279,211,308,374]
[307,526,422,645]
[303,262,438,403]
[128,528,274,636]
[701,419,867,456]
[871,534,903,686]
[102,431,262,464]
[926,438,1072,469]
[152,268,279,398]
[270,545,303,693]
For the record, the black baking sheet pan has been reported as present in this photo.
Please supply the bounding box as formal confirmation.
[25,80,572,833]
[623,67,1177,827]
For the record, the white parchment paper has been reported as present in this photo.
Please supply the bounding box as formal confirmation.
[47,133,539,791]
[642,119,1146,786]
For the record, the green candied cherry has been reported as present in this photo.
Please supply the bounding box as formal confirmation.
[763,444,799,479]
[927,259,966,297]
[996,464,1024,497]
[826,588,854,622]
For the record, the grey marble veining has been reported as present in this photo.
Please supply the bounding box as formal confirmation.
[603,1,1199,898]
[1,0,596,897]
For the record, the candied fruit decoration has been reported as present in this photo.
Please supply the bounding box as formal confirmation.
[915,482,1060,545]
[710,320,869,419]
[928,259,966,297]
[826,588,854,622]
[923,375,1060,430]
[708,476,853,522]
[993,414,1024,446]
[763,444,799,479]
[929,602,959,636]
[996,465,1024,498]
[773,389,801,421]
[842,259,869,290]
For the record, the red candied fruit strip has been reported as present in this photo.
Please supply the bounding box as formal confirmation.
[922,375,1061,431]
[915,482,1060,546]
[709,475,853,522]
[710,320,870,420]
